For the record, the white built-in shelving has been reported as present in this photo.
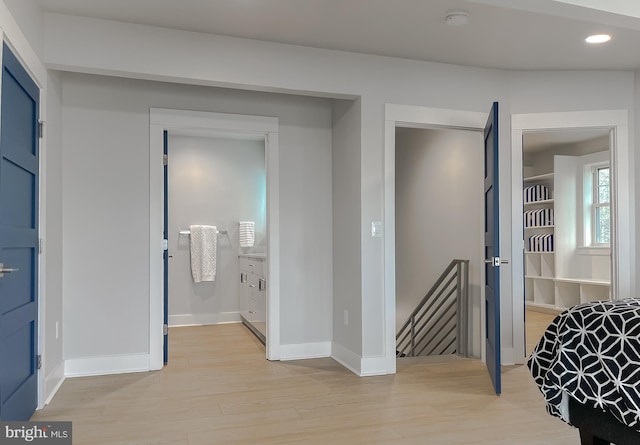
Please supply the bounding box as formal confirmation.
[523,156,611,313]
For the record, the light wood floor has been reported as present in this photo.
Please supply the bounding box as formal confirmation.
[32,311,575,444]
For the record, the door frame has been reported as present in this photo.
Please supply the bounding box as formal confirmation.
[511,110,632,363]
[0,30,49,409]
[149,108,280,369]
[384,104,489,372]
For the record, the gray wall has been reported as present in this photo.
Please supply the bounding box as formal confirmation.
[61,72,334,360]
[332,98,362,355]
[395,128,484,357]
[167,134,265,325]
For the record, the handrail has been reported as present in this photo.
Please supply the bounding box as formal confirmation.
[396,259,470,358]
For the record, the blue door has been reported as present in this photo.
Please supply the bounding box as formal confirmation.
[0,44,40,420]
[163,131,169,363]
[484,102,501,395]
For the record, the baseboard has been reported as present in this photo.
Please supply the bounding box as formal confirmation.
[279,341,332,361]
[502,347,516,366]
[330,342,361,375]
[169,312,241,327]
[360,355,396,376]
[65,354,149,377]
[43,361,65,406]
[331,343,396,376]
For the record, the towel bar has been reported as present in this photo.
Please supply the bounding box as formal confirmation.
[179,229,227,235]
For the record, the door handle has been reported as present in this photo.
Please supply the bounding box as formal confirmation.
[0,263,19,277]
[484,257,509,267]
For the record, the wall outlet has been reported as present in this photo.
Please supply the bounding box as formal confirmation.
[56,321,60,339]
[343,310,349,326]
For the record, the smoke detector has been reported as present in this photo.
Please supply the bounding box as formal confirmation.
[445,11,470,26]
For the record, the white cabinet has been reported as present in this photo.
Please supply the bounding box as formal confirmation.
[239,255,266,343]
[524,157,610,313]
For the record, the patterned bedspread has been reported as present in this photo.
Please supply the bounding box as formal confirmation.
[527,298,640,431]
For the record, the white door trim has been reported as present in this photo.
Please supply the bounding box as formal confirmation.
[149,108,280,370]
[384,104,488,372]
[511,109,632,363]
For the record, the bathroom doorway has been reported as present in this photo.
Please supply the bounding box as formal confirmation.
[149,109,281,369]
[165,132,267,352]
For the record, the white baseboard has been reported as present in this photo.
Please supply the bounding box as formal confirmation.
[43,361,65,406]
[502,347,516,366]
[65,354,149,377]
[331,342,361,375]
[169,312,241,327]
[331,343,396,376]
[360,355,396,376]
[279,341,331,361]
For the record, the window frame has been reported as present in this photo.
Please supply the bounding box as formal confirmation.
[590,163,610,246]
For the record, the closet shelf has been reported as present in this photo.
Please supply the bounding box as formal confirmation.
[524,199,554,205]
[524,173,554,182]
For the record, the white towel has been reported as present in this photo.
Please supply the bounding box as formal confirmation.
[239,221,255,248]
[189,225,217,283]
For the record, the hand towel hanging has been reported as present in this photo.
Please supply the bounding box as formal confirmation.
[189,224,217,283]
[239,221,255,248]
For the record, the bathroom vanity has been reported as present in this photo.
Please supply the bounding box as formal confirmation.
[238,254,266,344]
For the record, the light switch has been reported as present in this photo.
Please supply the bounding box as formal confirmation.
[371,221,383,237]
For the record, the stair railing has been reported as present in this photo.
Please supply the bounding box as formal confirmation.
[396,259,470,358]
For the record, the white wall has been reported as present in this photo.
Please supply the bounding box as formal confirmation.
[167,135,265,326]
[41,13,638,371]
[42,69,64,401]
[331,98,362,358]
[61,72,333,364]
[2,0,42,59]
[395,128,483,358]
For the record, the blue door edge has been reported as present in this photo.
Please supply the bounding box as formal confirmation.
[485,101,501,395]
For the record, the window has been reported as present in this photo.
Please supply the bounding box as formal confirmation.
[591,165,610,245]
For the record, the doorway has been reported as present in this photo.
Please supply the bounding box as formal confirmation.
[394,127,484,359]
[511,110,633,362]
[384,104,490,376]
[149,109,280,369]
[522,128,612,354]
[165,132,267,347]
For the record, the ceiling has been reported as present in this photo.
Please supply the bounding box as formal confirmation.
[33,0,640,71]
[523,128,610,153]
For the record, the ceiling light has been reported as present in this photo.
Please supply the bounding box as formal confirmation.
[585,34,611,44]
[445,11,469,26]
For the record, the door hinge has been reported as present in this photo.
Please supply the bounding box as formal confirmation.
[163,154,168,166]
[163,324,168,336]
[38,121,44,138]
[39,238,44,254]
[37,354,42,370]
[162,239,168,251]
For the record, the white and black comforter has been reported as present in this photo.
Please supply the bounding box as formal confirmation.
[527,298,640,431]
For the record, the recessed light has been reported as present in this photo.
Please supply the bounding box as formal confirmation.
[445,11,469,26]
[585,34,611,44]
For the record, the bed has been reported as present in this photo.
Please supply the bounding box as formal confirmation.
[527,298,640,445]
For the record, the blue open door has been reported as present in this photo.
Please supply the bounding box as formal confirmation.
[484,102,501,395]
[163,131,169,364]
[0,43,40,420]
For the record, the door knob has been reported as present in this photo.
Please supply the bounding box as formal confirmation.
[484,257,509,267]
[0,263,19,277]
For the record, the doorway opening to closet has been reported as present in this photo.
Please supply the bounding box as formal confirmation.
[522,128,612,354]
[149,109,281,370]
[511,109,632,363]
